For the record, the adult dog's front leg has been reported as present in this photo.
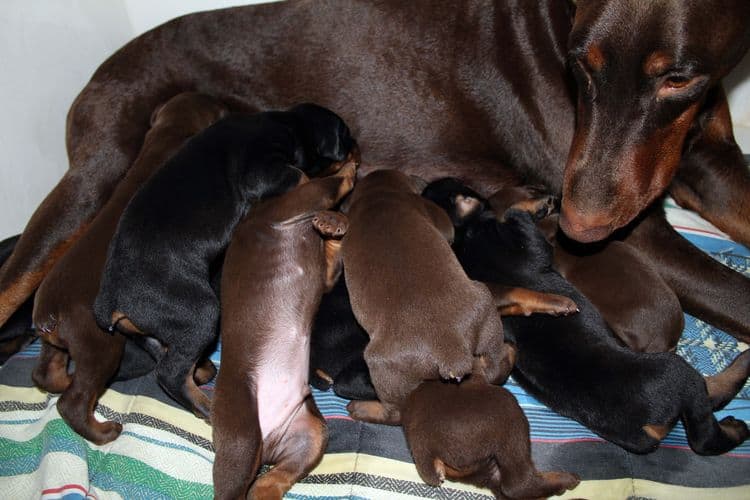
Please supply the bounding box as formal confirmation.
[670,86,750,248]
[624,204,750,343]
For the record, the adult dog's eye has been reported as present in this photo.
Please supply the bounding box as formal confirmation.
[665,76,691,89]
[656,74,708,100]
[572,59,595,98]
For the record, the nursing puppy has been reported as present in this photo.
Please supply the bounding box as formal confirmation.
[342,170,576,425]
[487,186,684,352]
[30,93,227,444]
[426,180,750,455]
[212,166,354,500]
[402,360,580,499]
[94,104,356,419]
[545,218,684,352]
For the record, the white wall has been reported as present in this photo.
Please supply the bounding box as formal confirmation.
[1,2,749,237]
[725,53,750,150]
[0,0,133,237]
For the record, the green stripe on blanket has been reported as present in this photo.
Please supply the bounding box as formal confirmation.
[0,418,213,498]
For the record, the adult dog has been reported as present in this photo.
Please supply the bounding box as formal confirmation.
[1,0,749,343]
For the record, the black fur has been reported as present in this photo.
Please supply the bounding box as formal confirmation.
[94,104,353,415]
[309,275,376,400]
[423,178,750,456]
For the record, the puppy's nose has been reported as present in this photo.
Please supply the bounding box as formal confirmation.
[558,203,614,243]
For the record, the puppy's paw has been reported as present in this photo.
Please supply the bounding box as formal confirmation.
[347,400,401,425]
[719,416,750,441]
[313,210,349,239]
[249,480,286,500]
[506,194,558,221]
[540,294,579,316]
[89,420,123,446]
[541,471,581,495]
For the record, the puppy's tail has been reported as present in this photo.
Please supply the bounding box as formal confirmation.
[704,349,750,411]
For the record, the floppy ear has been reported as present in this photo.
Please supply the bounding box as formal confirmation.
[318,121,353,162]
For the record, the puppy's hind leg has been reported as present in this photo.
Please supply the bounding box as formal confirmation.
[496,451,580,499]
[154,293,218,419]
[704,349,750,411]
[485,283,579,317]
[249,396,328,500]
[57,326,126,444]
[408,442,446,487]
[681,383,750,455]
[32,341,71,393]
[212,369,262,500]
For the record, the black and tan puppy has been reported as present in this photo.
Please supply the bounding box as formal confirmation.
[94,104,356,419]
[425,179,750,455]
[402,360,580,499]
[212,165,354,500]
[486,185,684,352]
[30,93,228,444]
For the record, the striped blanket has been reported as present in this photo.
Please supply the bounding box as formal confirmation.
[0,198,749,500]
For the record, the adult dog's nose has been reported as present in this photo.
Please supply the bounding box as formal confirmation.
[558,203,614,243]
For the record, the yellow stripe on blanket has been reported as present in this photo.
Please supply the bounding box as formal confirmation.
[96,388,212,440]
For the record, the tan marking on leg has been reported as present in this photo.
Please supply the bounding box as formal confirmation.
[183,366,211,420]
[643,424,670,441]
[334,162,357,200]
[346,400,401,425]
[110,312,143,334]
[487,284,579,316]
[193,358,217,386]
[315,369,334,385]
[324,239,344,289]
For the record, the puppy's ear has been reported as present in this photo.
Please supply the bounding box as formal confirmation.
[454,194,482,220]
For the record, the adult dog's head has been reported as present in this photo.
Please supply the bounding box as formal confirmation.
[559,0,750,242]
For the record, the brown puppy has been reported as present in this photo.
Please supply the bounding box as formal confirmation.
[402,360,580,499]
[549,219,684,352]
[31,93,227,444]
[342,169,515,425]
[489,187,684,353]
[3,1,750,355]
[212,164,355,500]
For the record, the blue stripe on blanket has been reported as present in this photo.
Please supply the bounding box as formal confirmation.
[307,229,750,455]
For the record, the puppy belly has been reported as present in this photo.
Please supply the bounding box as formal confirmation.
[255,341,310,440]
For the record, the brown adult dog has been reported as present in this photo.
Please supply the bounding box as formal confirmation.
[2,1,750,347]
[30,93,227,444]
[212,165,355,500]
[402,361,580,499]
[342,170,573,425]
